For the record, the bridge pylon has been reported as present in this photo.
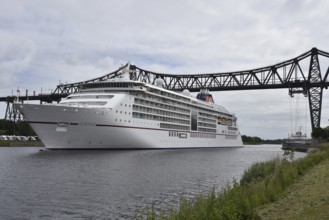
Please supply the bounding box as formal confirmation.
[307,48,323,131]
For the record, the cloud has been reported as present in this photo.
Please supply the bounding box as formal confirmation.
[0,34,36,88]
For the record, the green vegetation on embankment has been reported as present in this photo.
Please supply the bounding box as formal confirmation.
[144,144,329,220]
[0,140,9,146]
[257,154,329,219]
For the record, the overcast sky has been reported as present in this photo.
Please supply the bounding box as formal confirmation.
[1,0,329,139]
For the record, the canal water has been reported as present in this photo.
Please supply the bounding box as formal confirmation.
[0,145,304,219]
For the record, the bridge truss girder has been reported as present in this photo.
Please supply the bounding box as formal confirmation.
[53,48,329,93]
[129,49,329,93]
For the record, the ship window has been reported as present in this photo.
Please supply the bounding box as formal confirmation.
[67,95,113,99]
[65,101,107,106]
[191,111,198,131]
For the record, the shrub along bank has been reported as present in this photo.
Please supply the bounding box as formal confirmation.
[144,145,329,220]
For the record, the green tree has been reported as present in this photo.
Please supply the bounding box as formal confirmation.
[242,135,262,144]
[312,127,327,139]
[0,119,36,136]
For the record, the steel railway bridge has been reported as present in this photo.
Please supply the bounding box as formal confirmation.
[1,47,329,133]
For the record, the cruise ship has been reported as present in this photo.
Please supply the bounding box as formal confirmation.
[15,67,243,149]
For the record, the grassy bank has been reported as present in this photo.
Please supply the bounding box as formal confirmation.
[257,156,329,219]
[144,144,329,220]
[0,140,9,146]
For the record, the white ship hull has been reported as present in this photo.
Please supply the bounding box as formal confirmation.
[16,103,243,149]
[16,74,243,149]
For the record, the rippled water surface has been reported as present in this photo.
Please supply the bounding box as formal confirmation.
[0,145,304,219]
